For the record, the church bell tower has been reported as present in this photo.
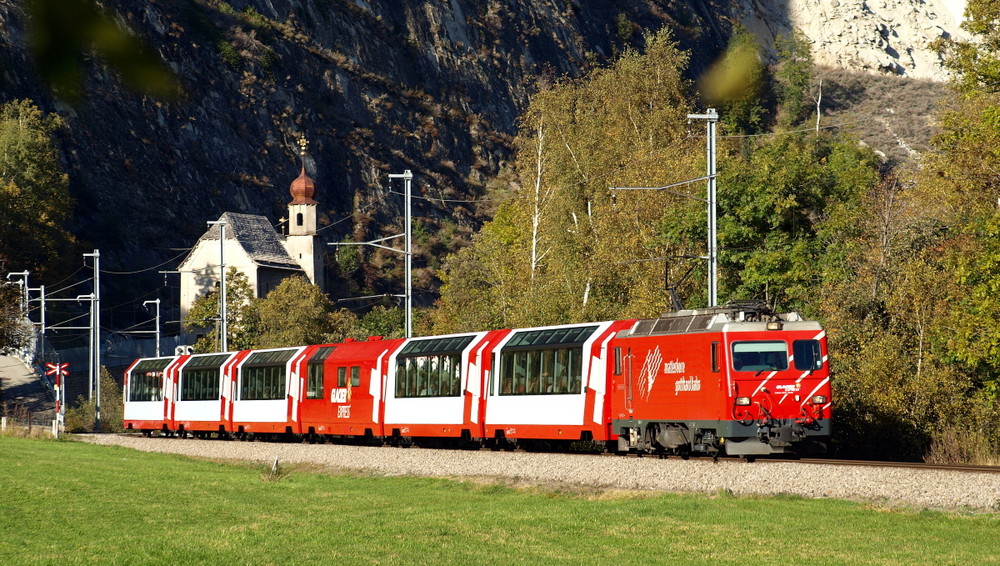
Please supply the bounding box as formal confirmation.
[284,137,324,290]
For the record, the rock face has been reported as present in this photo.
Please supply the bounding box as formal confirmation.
[0,1,721,287]
[0,0,969,320]
[739,0,968,81]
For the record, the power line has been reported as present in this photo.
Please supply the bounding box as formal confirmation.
[100,249,190,275]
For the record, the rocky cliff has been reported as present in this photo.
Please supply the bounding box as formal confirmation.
[0,1,727,304]
[0,0,968,323]
[741,0,967,80]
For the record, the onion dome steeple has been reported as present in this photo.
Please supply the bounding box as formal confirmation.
[289,136,318,205]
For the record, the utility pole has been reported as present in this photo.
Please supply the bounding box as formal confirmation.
[609,109,720,310]
[389,170,413,338]
[207,219,228,352]
[143,299,161,356]
[332,170,414,338]
[83,250,101,428]
[686,108,719,307]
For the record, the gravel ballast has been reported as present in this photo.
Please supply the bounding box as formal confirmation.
[80,434,1000,512]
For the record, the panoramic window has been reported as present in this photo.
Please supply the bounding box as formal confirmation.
[180,354,229,401]
[394,335,473,398]
[498,326,598,395]
[240,349,297,400]
[731,341,789,372]
[128,358,171,402]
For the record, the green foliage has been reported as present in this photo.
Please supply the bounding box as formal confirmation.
[0,100,75,275]
[64,395,95,433]
[433,28,697,331]
[98,367,123,433]
[614,13,634,43]
[354,305,404,339]
[62,367,122,433]
[717,132,879,312]
[184,267,259,353]
[0,282,31,354]
[702,25,769,135]
[933,0,1000,94]
[774,30,814,127]
[25,0,179,102]
[256,276,344,348]
[217,40,243,69]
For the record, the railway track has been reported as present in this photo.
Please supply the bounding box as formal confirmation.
[784,458,1000,474]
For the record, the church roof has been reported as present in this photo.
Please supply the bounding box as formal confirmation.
[194,212,302,271]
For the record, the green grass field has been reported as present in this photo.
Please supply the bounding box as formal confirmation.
[1,436,997,565]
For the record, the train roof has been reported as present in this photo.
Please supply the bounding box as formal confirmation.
[624,301,822,337]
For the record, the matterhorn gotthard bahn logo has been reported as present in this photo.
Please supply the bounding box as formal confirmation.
[639,347,700,398]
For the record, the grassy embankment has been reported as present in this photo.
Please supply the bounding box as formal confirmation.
[0,436,997,565]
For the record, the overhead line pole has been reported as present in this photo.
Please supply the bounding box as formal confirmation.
[143,299,161,357]
[83,250,101,428]
[609,108,720,310]
[334,171,413,338]
[207,220,228,352]
[687,108,719,307]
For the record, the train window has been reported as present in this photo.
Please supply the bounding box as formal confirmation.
[496,325,595,396]
[395,336,473,398]
[614,347,622,376]
[351,366,361,387]
[180,354,229,401]
[395,353,464,398]
[793,340,823,371]
[305,347,335,400]
[731,341,788,372]
[711,342,720,373]
[337,367,347,388]
[240,349,296,400]
[128,358,171,402]
[129,371,164,402]
[498,346,583,395]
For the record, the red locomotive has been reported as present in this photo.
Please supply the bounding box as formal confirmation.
[124,302,831,458]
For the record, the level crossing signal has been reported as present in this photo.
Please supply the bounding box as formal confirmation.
[45,363,69,415]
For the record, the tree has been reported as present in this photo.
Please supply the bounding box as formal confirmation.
[933,0,1000,94]
[354,305,405,339]
[0,100,75,275]
[433,28,699,331]
[0,281,32,354]
[184,267,259,353]
[773,30,814,128]
[256,276,344,348]
[701,24,769,135]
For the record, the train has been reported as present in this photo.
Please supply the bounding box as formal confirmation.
[123,302,832,459]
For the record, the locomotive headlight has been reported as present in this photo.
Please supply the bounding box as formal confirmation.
[735,396,751,406]
[766,321,783,330]
[811,395,827,405]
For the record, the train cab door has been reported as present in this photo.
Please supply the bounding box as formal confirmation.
[622,347,634,417]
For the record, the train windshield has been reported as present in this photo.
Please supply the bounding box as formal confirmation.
[793,339,823,371]
[732,341,788,372]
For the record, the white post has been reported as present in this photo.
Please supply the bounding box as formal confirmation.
[207,219,228,352]
[5,271,29,313]
[389,170,413,338]
[83,249,101,428]
[144,299,161,356]
[687,108,719,307]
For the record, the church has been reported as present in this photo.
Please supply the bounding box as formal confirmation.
[177,149,325,335]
